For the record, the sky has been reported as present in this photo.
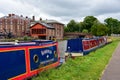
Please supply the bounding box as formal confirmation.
[0,0,120,24]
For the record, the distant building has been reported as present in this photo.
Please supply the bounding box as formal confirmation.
[30,17,64,40]
[44,20,64,40]
[0,14,31,37]
[0,14,64,40]
[30,22,55,40]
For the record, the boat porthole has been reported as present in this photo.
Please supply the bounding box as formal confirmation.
[33,54,39,63]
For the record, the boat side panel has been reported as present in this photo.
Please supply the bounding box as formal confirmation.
[29,45,58,71]
[9,43,60,80]
[66,38,83,53]
[0,49,26,80]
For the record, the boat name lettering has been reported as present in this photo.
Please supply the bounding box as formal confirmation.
[41,50,52,55]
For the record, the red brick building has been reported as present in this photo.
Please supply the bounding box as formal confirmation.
[0,14,31,37]
[30,22,55,40]
[44,20,64,40]
[30,19,64,40]
[0,14,64,40]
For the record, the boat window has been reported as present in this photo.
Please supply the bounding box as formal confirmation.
[33,54,39,63]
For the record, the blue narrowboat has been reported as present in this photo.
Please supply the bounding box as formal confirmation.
[0,40,60,80]
[65,37,107,57]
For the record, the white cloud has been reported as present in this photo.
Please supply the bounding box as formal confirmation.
[0,13,4,17]
[0,0,120,24]
[96,12,120,23]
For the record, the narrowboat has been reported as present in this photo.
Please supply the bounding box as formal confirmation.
[0,40,60,80]
[65,37,107,57]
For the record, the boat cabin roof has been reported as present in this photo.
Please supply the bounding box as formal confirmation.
[0,40,54,48]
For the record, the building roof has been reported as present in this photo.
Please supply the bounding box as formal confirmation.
[0,14,31,20]
[30,22,55,29]
[43,20,64,25]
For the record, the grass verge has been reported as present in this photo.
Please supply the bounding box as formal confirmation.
[32,37,119,80]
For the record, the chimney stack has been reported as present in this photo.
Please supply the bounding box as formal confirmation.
[26,16,28,18]
[20,15,23,17]
[40,17,42,21]
[8,14,12,17]
[12,14,15,16]
[32,16,35,21]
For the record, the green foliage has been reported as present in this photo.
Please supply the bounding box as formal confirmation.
[23,36,28,41]
[32,38,119,80]
[82,29,88,33]
[91,22,108,36]
[0,37,33,42]
[65,20,85,32]
[23,36,33,41]
[76,22,81,32]
[64,16,98,33]
[64,25,69,32]
[66,19,77,32]
[79,22,86,32]
[83,16,98,32]
[104,17,120,34]
[64,16,120,36]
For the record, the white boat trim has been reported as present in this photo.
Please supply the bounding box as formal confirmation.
[65,52,83,57]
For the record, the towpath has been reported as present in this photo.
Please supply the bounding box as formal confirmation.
[101,43,120,80]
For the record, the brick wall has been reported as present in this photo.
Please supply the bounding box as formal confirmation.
[47,23,64,40]
[46,28,55,40]
[30,23,55,40]
[0,14,31,37]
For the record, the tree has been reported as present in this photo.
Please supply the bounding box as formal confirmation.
[83,16,98,32]
[91,22,108,36]
[66,19,78,32]
[75,22,80,32]
[64,25,69,32]
[78,22,86,32]
[82,29,88,33]
[67,20,76,32]
[104,17,120,34]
